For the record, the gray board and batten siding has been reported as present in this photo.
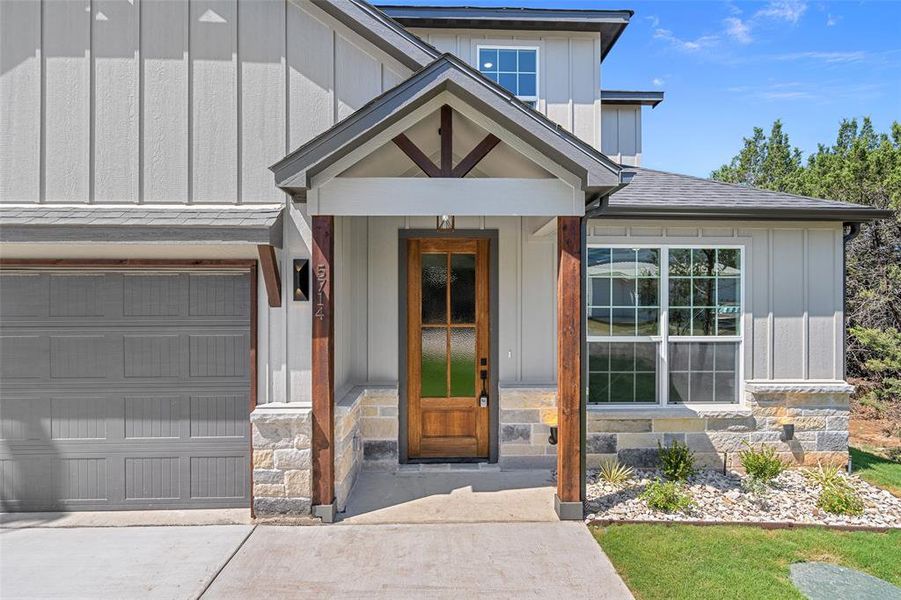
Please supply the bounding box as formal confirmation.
[0,271,252,511]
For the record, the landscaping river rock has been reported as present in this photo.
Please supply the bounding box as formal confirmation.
[585,469,901,528]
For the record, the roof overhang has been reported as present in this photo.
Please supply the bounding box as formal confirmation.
[313,0,439,70]
[601,90,665,108]
[0,206,285,245]
[376,5,632,60]
[271,54,623,202]
[588,204,893,222]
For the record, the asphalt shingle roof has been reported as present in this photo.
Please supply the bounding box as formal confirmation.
[601,167,890,221]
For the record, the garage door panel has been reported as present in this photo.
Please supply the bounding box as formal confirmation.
[0,335,47,379]
[0,270,251,511]
[190,456,247,499]
[189,333,249,378]
[0,273,48,317]
[189,274,249,317]
[123,274,184,317]
[50,397,109,440]
[124,396,182,439]
[49,274,109,317]
[50,335,113,378]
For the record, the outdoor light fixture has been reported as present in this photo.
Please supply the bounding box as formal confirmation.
[548,426,558,446]
[293,259,309,301]
[780,423,795,442]
[436,215,455,231]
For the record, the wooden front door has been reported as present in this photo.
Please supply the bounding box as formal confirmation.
[407,238,489,459]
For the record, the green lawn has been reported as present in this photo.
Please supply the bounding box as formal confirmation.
[592,524,901,600]
[851,446,901,496]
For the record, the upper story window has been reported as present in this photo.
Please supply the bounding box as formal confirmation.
[477,47,538,108]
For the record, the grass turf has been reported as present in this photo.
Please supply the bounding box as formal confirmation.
[850,446,901,496]
[591,524,900,600]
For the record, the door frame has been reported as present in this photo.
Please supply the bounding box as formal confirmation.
[398,229,499,464]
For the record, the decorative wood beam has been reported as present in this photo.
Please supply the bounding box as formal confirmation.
[311,215,336,519]
[440,104,453,176]
[392,133,441,178]
[392,105,500,179]
[256,245,282,308]
[451,134,500,178]
[556,216,582,518]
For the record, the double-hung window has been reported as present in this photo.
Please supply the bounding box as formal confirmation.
[477,46,538,108]
[587,246,743,406]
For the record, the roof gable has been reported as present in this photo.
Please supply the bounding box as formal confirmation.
[271,54,622,198]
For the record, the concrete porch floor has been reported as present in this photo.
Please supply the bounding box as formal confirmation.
[339,469,558,524]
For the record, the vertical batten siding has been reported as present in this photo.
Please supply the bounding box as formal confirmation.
[190,0,237,204]
[43,0,91,203]
[0,0,42,202]
[2,0,411,205]
[93,0,140,204]
[601,106,642,167]
[587,220,846,382]
[409,28,603,151]
[142,0,189,203]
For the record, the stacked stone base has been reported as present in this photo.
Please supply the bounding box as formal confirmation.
[499,386,558,469]
[250,405,314,518]
[586,382,852,471]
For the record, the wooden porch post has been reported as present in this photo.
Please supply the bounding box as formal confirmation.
[311,215,336,522]
[556,216,583,520]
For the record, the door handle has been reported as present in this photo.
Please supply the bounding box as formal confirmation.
[479,361,488,407]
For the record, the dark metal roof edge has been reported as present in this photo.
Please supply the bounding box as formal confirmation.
[375,4,632,60]
[317,0,439,70]
[375,5,634,23]
[588,206,893,222]
[600,90,664,107]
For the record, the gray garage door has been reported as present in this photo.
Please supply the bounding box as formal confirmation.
[0,270,251,511]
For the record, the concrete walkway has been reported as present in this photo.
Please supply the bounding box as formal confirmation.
[340,470,557,524]
[204,522,633,600]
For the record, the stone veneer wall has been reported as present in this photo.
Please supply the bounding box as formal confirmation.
[360,387,400,469]
[586,383,852,470]
[334,390,363,511]
[499,386,558,469]
[250,406,313,517]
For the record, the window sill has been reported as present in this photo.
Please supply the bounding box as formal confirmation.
[586,404,753,419]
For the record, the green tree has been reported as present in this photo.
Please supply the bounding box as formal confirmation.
[713,118,901,408]
[710,120,803,191]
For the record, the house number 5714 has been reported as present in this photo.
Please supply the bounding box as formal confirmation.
[314,264,328,321]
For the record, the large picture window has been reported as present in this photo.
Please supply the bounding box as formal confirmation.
[587,245,743,406]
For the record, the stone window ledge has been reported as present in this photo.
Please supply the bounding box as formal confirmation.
[336,384,399,416]
[745,381,854,395]
[587,405,754,420]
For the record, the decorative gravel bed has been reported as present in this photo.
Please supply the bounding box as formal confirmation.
[585,469,901,528]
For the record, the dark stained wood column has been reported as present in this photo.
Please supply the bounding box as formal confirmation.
[311,215,335,515]
[556,216,582,517]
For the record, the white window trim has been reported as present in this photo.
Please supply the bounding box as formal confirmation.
[475,44,540,105]
[586,243,746,410]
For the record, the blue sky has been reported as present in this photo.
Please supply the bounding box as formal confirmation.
[383,0,901,176]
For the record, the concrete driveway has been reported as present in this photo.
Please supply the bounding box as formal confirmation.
[1,521,632,599]
[0,525,253,600]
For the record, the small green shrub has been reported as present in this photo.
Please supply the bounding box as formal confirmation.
[597,458,634,486]
[739,443,786,484]
[640,479,694,513]
[658,440,696,481]
[817,483,865,516]
[804,462,844,488]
